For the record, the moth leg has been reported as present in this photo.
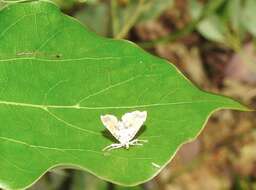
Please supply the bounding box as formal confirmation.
[102,143,123,151]
[129,139,148,146]
[136,139,148,143]
[102,143,119,151]
[107,144,124,151]
[131,142,143,146]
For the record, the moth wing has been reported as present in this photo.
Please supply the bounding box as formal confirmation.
[100,114,120,141]
[121,111,147,141]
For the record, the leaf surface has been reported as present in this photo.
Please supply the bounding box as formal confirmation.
[0,1,246,189]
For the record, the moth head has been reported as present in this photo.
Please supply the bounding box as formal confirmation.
[141,111,147,117]
[139,111,147,121]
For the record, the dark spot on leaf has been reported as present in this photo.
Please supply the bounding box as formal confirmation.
[55,54,62,59]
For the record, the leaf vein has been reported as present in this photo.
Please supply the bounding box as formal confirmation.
[0,136,152,160]
[0,12,45,40]
[0,56,132,62]
[46,109,99,135]
[77,75,141,105]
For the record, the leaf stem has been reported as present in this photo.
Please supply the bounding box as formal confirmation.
[110,0,119,37]
[115,0,145,39]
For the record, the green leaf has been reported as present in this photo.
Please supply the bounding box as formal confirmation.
[116,185,144,190]
[138,0,174,22]
[0,1,247,190]
[113,0,174,34]
[197,15,227,44]
[188,0,203,20]
[242,0,256,37]
[226,0,241,33]
[74,3,110,36]
[71,171,108,190]
[52,0,79,9]
[203,0,226,16]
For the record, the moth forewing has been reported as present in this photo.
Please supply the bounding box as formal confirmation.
[121,111,147,141]
[101,110,148,151]
[100,114,120,141]
[121,111,147,124]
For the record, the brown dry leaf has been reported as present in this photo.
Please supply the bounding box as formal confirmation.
[234,131,256,177]
[166,167,230,190]
[223,79,256,106]
[134,21,169,41]
[225,43,256,85]
[155,43,210,87]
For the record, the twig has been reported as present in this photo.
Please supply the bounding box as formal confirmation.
[110,0,119,37]
[115,0,145,39]
[0,0,36,3]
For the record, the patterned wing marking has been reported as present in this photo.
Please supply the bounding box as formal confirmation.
[120,110,147,141]
[100,114,121,142]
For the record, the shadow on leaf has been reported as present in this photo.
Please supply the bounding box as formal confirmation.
[101,125,147,142]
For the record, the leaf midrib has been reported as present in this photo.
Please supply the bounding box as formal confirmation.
[0,136,154,161]
[0,100,217,137]
[0,56,135,62]
[0,99,219,110]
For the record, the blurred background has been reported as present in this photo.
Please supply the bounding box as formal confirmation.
[1,0,256,189]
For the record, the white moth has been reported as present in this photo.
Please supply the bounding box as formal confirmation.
[101,110,148,151]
